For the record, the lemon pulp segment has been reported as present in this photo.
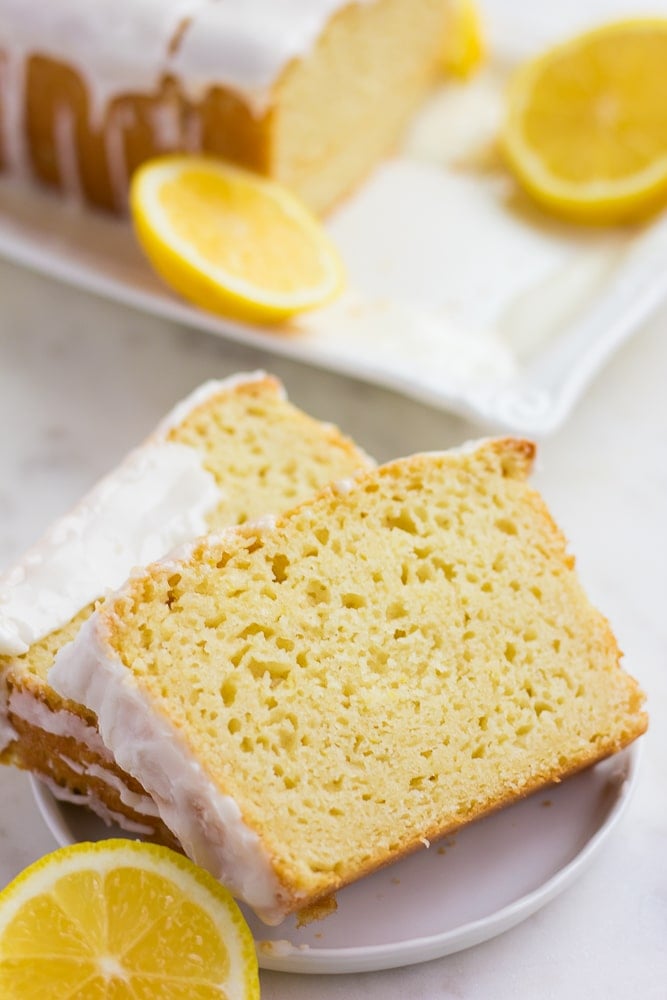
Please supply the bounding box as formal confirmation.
[503,20,667,223]
[0,840,260,999]
[131,155,344,323]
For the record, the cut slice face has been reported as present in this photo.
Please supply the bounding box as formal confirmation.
[0,839,260,999]
[131,155,345,323]
[502,19,667,223]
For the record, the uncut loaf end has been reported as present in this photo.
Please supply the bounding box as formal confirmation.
[50,438,647,924]
[0,0,454,213]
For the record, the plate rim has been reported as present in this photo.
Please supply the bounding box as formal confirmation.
[30,741,642,975]
[2,151,667,438]
[0,210,664,439]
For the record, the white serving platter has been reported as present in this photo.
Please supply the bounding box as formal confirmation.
[2,48,667,436]
[31,742,640,975]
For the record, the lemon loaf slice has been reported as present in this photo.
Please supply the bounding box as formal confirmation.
[0,0,457,212]
[0,372,372,843]
[50,439,647,923]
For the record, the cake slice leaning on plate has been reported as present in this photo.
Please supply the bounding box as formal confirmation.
[0,371,373,845]
[50,438,647,924]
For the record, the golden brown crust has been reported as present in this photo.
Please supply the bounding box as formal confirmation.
[18,55,272,212]
[277,722,648,919]
[172,437,539,566]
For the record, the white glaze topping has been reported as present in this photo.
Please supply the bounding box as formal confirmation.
[50,615,291,924]
[0,444,220,656]
[0,1,206,126]
[36,773,156,835]
[84,762,161,817]
[7,688,111,758]
[0,671,17,751]
[0,1,376,111]
[0,0,377,186]
[8,689,157,817]
[170,0,376,111]
[58,753,85,775]
[52,103,83,199]
[332,476,358,495]
[56,752,160,818]
[0,371,268,657]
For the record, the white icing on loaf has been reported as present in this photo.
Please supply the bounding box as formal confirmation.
[10,690,164,819]
[0,444,220,656]
[0,371,268,656]
[0,1,205,128]
[83,761,161,818]
[52,103,83,198]
[170,0,377,111]
[36,773,156,835]
[58,753,160,818]
[7,688,111,758]
[0,671,17,751]
[50,614,291,924]
[0,0,378,186]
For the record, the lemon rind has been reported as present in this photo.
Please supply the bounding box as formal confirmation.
[131,156,344,319]
[502,18,667,223]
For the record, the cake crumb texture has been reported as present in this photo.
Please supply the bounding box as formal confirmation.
[168,376,369,529]
[102,438,646,911]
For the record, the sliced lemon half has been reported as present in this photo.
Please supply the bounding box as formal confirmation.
[131,155,345,323]
[443,0,486,78]
[502,19,667,224]
[0,839,260,999]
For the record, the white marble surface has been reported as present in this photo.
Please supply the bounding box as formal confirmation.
[0,247,665,998]
[1,1,667,989]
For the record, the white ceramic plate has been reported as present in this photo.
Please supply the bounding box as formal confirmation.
[31,742,640,974]
[3,43,667,435]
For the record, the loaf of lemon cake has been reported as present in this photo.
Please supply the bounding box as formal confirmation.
[0,0,457,212]
[0,372,372,843]
[50,438,647,924]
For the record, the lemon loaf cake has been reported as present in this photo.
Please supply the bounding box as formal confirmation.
[0,0,457,212]
[0,372,372,843]
[50,438,647,924]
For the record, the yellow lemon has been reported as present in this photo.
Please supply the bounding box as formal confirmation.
[502,19,667,224]
[0,839,260,999]
[130,155,345,323]
[443,0,486,78]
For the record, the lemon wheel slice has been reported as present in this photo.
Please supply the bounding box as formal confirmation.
[0,839,260,999]
[502,19,667,223]
[131,155,345,323]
